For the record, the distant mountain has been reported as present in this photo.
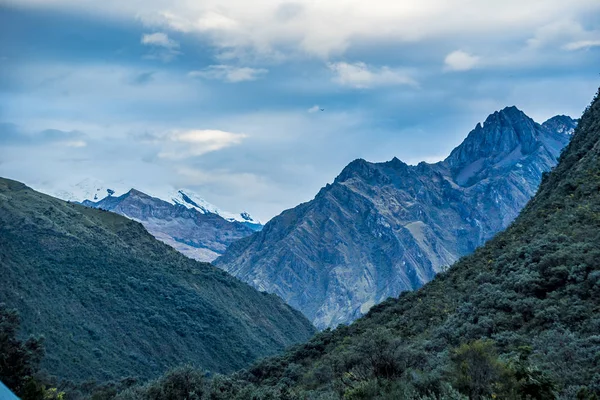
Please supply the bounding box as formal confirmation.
[216,108,575,329]
[541,114,578,135]
[82,189,259,262]
[37,178,262,229]
[43,177,130,203]
[167,189,262,229]
[0,178,315,383]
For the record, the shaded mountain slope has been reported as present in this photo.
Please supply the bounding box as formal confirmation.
[82,189,257,262]
[216,108,574,328]
[0,179,315,383]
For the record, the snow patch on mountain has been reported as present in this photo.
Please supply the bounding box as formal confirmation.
[166,189,261,225]
[34,178,129,203]
[34,179,261,227]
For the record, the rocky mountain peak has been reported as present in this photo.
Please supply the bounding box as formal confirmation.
[335,157,412,187]
[542,115,578,135]
[445,106,542,170]
[384,156,409,169]
[126,188,147,197]
[335,158,372,183]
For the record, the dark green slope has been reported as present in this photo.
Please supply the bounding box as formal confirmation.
[0,179,315,383]
[116,89,600,399]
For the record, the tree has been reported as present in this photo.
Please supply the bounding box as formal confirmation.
[508,346,556,400]
[450,340,507,399]
[0,303,45,398]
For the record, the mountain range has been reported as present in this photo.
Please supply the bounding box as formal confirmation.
[38,177,260,227]
[81,188,261,262]
[0,178,314,383]
[215,107,577,329]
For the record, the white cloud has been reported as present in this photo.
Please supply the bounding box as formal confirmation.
[328,62,416,89]
[141,32,181,61]
[443,50,480,72]
[188,65,268,82]
[159,129,247,159]
[563,39,600,50]
[62,140,87,148]
[196,11,239,31]
[307,105,320,113]
[9,0,600,59]
[141,32,179,48]
[527,21,579,49]
[527,20,600,52]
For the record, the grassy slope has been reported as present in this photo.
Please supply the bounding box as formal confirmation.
[0,179,315,383]
[205,90,600,398]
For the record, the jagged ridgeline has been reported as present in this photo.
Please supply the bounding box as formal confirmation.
[115,90,600,399]
[0,181,315,383]
[216,107,576,329]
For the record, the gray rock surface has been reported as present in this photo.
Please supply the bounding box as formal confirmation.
[83,189,256,262]
[215,107,576,329]
[541,115,578,135]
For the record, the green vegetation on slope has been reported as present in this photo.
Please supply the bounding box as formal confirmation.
[0,303,44,399]
[108,89,600,399]
[0,179,315,385]
[0,303,66,400]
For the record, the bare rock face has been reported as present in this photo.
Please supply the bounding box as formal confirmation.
[83,189,257,262]
[215,108,575,329]
[541,114,578,135]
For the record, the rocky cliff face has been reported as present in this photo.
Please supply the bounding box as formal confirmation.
[215,108,575,329]
[83,189,256,262]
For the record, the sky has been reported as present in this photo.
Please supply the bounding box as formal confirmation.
[0,0,599,221]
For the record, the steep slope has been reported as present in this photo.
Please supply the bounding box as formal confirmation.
[0,179,315,383]
[216,108,573,328]
[122,88,600,400]
[82,189,257,262]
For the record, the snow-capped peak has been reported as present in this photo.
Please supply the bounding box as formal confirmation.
[168,189,221,215]
[34,178,261,227]
[34,178,128,203]
[166,189,261,225]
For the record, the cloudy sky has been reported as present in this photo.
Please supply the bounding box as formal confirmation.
[0,0,599,221]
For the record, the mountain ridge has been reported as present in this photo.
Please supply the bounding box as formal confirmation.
[82,188,261,262]
[216,107,575,328]
[35,179,262,227]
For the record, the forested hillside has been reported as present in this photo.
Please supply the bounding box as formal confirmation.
[0,180,315,384]
[112,89,600,399]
